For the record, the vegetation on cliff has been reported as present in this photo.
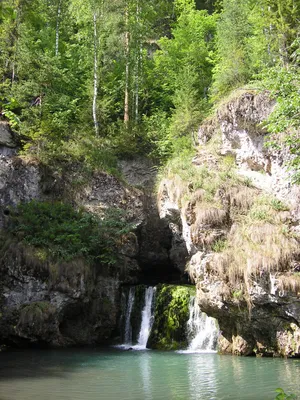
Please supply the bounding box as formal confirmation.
[5,201,133,265]
[147,284,195,350]
[160,139,299,307]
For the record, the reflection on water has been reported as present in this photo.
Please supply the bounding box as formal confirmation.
[188,354,218,400]
[0,348,300,400]
[139,352,152,400]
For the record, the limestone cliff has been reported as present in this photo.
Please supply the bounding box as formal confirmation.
[0,125,177,347]
[158,90,300,357]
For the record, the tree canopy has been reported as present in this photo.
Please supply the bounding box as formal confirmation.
[0,0,299,174]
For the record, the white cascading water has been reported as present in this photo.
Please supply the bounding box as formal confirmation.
[124,287,135,345]
[185,296,219,353]
[269,273,276,295]
[133,286,155,350]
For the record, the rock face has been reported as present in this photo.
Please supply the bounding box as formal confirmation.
[158,91,300,357]
[119,157,182,283]
[0,122,16,148]
[0,153,146,346]
[0,157,41,228]
[200,91,300,210]
[0,242,121,346]
[0,151,181,347]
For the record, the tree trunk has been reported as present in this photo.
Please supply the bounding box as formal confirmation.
[55,0,62,56]
[93,11,99,135]
[124,3,130,124]
[11,3,21,86]
[134,0,140,122]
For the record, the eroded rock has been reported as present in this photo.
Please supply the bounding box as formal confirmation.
[158,90,300,357]
[0,122,16,148]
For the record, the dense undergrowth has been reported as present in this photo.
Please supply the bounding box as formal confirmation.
[4,201,133,265]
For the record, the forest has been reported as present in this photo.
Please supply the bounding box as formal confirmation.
[0,0,299,177]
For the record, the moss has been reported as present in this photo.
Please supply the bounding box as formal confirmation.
[19,301,56,326]
[21,301,53,315]
[34,248,48,262]
[147,284,195,350]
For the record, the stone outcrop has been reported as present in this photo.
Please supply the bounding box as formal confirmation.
[158,90,300,357]
[0,122,16,148]
[0,153,144,346]
[199,91,300,210]
[0,241,122,346]
[0,150,180,346]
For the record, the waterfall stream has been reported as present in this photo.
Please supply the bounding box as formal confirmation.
[134,287,155,350]
[121,286,155,350]
[184,296,219,353]
[120,286,218,352]
[124,287,135,345]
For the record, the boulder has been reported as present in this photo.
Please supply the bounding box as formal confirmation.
[0,122,16,148]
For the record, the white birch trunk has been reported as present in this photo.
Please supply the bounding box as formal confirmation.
[134,0,140,122]
[124,4,130,124]
[55,0,62,56]
[93,12,99,135]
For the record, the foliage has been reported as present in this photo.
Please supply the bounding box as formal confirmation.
[33,135,120,177]
[261,66,300,183]
[153,7,216,144]
[212,0,300,98]
[274,388,297,400]
[1,0,300,179]
[211,0,253,97]
[8,201,134,265]
[147,284,195,350]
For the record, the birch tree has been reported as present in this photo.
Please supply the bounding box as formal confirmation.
[124,1,130,124]
[55,0,62,56]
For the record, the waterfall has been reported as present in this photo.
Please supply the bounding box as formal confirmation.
[124,287,135,345]
[185,296,219,353]
[133,287,155,350]
[270,273,276,295]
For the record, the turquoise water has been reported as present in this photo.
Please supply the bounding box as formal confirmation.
[0,348,299,400]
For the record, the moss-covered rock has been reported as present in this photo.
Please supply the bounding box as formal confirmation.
[16,301,59,344]
[147,284,195,350]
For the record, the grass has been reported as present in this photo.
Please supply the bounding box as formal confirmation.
[277,274,300,296]
[158,141,242,208]
[158,130,299,308]
[22,134,122,179]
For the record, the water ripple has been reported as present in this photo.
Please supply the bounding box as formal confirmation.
[0,349,299,400]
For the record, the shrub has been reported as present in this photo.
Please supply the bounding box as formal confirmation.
[8,201,134,265]
[274,388,296,400]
